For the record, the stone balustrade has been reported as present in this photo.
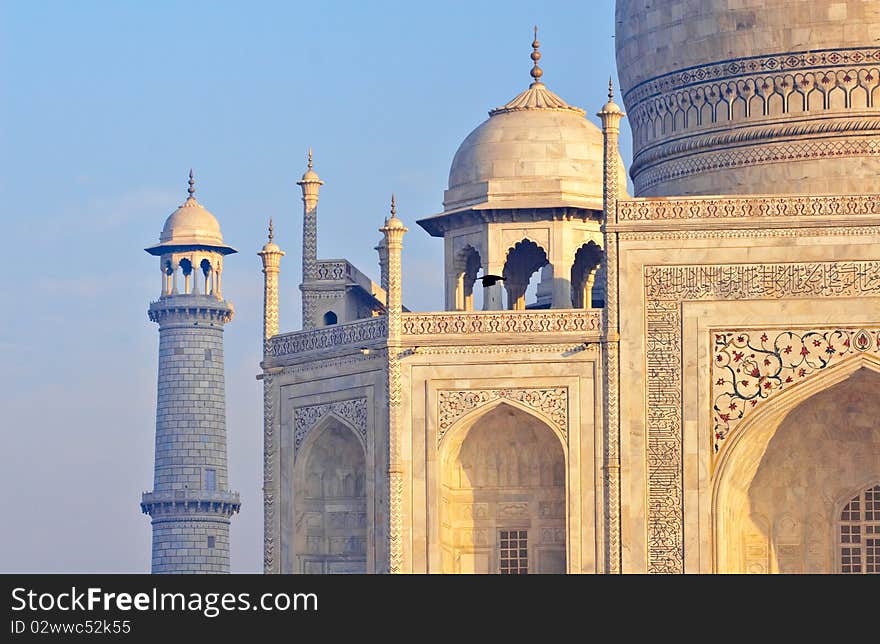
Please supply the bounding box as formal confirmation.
[265,309,603,360]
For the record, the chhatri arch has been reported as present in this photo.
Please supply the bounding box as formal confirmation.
[437,397,568,574]
[292,412,369,574]
[713,354,880,573]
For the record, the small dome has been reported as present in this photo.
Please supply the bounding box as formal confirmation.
[159,196,225,246]
[444,86,627,212]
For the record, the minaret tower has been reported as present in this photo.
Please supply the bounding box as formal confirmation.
[297,149,324,330]
[258,218,285,342]
[142,171,241,574]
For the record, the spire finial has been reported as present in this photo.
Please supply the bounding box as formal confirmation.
[390,193,397,216]
[608,77,614,101]
[530,25,543,86]
[187,169,195,198]
[268,217,274,242]
[307,147,313,170]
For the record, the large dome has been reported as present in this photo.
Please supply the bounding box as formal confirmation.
[616,0,880,196]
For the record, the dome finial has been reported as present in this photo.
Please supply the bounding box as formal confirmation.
[530,25,543,86]
[307,147,313,170]
[187,169,195,199]
[390,193,397,216]
[608,77,614,101]
[268,217,274,242]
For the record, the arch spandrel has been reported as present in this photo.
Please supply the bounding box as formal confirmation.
[713,362,880,573]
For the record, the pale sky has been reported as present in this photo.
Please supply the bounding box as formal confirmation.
[0,0,629,572]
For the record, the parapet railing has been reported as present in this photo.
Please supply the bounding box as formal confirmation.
[266,316,388,357]
[265,309,603,359]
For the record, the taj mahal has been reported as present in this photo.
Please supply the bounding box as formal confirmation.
[141,1,880,573]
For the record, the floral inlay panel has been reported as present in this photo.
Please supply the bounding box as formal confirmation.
[711,327,880,467]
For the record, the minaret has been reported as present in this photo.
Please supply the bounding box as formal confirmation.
[142,171,241,574]
[258,218,285,343]
[380,194,407,573]
[597,80,625,575]
[297,149,324,330]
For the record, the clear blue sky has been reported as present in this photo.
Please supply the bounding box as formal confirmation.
[0,1,628,572]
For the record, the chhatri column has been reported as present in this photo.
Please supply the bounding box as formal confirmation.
[258,218,285,344]
[380,194,407,574]
[297,149,323,330]
[598,79,625,575]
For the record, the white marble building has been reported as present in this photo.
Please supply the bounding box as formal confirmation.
[257,3,880,574]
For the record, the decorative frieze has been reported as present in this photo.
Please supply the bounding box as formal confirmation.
[402,310,602,335]
[618,194,880,222]
[437,388,568,447]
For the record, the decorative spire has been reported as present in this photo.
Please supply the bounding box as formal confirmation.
[187,169,195,199]
[268,218,274,242]
[307,147,313,170]
[530,26,543,86]
[390,193,397,217]
[608,77,614,101]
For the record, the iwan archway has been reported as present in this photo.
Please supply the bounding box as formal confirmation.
[293,416,367,574]
[714,357,880,573]
[438,401,567,574]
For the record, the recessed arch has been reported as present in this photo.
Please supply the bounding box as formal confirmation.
[293,415,367,574]
[714,355,880,573]
[438,401,567,574]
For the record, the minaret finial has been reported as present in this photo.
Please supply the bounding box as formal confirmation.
[530,25,543,86]
[187,169,195,198]
[268,217,274,242]
[608,77,614,101]
[307,147,313,170]
[390,193,397,216]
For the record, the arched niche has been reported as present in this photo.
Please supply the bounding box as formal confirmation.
[294,417,367,574]
[439,401,566,574]
[714,359,880,573]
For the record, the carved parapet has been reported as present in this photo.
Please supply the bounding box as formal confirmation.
[266,317,388,359]
[314,260,351,281]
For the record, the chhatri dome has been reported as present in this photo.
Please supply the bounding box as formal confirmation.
[434,29,627,220]
[147,170,235,254]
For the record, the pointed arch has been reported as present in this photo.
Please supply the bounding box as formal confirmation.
[713,354,880,573]
[502,239,549,310]
[439,397,568,458]
[438,400,567,574]
[293,412,367,574]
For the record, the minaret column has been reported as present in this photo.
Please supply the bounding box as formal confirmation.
[258,219,285,344]
[597,80,625,575]
[297,149,324,330]
[380,195,407,574]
